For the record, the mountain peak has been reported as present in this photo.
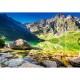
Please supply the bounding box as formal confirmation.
[25,14,80,36]
[66,15,75,19]
[55,13,65,19]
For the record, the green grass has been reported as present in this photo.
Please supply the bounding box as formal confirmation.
[0,31,79,61]
[36,31,80,52]
[37,33,54,40]
[0,36,5,47]
[28,41,39,47]
[48,38,59,44]
[4,31,80,52]
[59,31,80,51]
[36,41,55,50]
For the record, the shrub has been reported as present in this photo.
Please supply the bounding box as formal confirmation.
[0,36,5,48]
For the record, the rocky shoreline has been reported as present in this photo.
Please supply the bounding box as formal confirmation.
[0,52,42,68]
[0,52,80,68]
[0,39,80,68]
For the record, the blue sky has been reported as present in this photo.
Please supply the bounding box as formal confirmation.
[5,12,80,23]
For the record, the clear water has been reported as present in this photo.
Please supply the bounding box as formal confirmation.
[23,58,37,63]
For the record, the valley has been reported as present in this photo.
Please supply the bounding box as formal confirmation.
[0,13,80,68]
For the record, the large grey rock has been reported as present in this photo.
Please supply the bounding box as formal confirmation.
[5,39,33,50]
[0,57,8,63]
[0,53,5,55]
[52,58,66,67]
[69,58,80,67]
[19,62,43,68]
[4,59,24,67]
[2,53,13,58]
[40,60,57,67]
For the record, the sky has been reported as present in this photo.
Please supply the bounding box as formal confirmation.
[5,12,80,24]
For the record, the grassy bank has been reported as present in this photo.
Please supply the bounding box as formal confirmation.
[3,31,80,57]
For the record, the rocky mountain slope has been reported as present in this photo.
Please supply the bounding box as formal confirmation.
[24,14,80,51]
[25,14,80,36]
[0,13,39,41]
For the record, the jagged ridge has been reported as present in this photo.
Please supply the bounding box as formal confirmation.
[25,14,80,36]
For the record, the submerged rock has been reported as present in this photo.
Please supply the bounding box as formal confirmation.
[23,58,37,63]
[40,60,57,67]
[5,39,33,50]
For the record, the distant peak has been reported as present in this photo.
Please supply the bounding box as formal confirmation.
[39,19,46,23]
[67,15,71,17]
[55,13,65,19]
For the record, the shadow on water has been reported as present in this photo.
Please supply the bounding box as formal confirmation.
[28,38,45,46]
[28,39,45,50]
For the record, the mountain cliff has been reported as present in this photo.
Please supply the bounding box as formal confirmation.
[25,14,80,37]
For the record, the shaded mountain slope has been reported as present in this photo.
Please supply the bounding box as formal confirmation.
[0,13,39,41]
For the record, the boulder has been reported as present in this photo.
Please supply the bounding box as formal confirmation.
[2,53,13,58]
[69,57,80,67]
[4,59,24,67]
[0,57,8,63]
[5,39,33,50]
[0,53,5,56]
[40,60,57,67]
[52,58,66,67]
[19,62,43,68]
